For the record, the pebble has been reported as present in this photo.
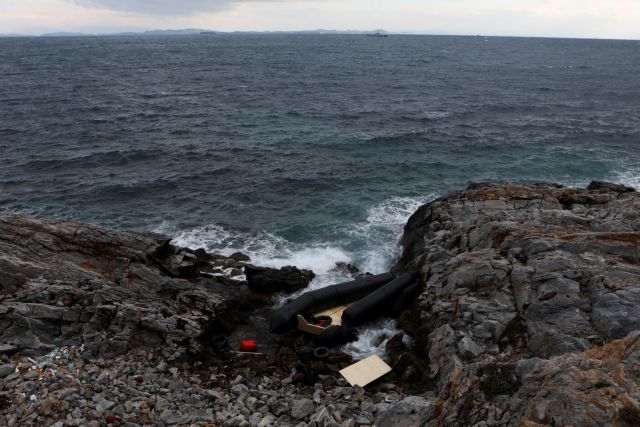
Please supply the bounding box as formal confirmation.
[231,384,249,395]
[0,364,16,378]
[258,414,276,426]
[0,345,398,426]
[291,398,315,419]
[95,398,116,413]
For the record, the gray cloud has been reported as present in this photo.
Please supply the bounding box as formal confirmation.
[71,0,250,15]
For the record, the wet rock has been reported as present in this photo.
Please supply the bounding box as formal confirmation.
[587,180,636,193]
[244,265,315,294]
[335,262,368,279]
[230,252,251,263]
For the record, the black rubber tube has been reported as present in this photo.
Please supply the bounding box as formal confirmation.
[391,280,422,316]
[342,272,418,326]
[269,272,395,333]
[314,324,358,348]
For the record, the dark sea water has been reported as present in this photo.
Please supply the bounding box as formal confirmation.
[1,35,640,295]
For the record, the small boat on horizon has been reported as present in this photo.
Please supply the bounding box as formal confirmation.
[367,31,389,38]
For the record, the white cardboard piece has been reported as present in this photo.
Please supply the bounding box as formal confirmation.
[339,355,392,387]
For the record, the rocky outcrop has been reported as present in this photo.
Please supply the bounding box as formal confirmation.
[244,264,315,294]
[0,214,237,359]
[393,182,640,425]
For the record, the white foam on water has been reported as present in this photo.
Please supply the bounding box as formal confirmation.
[422,111,450,119]
[158,222,355,292]
[341,319,402,360]
[616,168,640,190]
[346,195,438,274]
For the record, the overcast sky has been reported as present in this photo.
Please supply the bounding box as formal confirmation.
[1,0,639,39]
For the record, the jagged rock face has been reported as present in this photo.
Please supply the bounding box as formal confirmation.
[394,183,640,426]
[0,214,231,359]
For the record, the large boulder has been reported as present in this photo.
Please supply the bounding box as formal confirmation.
[244,264,315,293]
[391,181,640,425]
[0,214,233,359]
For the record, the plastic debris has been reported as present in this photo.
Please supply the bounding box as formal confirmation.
[18,346,84,382]
[239,340,257,352]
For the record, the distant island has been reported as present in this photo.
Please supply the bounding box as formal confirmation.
[0,29,391,38]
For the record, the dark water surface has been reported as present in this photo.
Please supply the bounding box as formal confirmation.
[1,34,639,278]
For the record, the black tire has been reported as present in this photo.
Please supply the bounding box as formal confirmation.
[212,335,229,352]
[313,346,331,359]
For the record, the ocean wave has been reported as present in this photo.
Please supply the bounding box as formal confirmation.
[616,169,640,190]
[344,195,438,274]
[160,222,353,291]
[164,195,436,279]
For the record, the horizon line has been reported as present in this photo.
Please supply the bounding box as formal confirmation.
[1,29,639,42]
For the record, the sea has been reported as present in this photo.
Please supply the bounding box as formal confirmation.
[1,34,639,356]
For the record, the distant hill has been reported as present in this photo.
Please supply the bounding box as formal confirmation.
[226,29,389,35]
[116,29,207,36]
[1,29,392,38]
[41,32,91,37]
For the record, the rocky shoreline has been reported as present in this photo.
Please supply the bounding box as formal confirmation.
[2,181,640,426]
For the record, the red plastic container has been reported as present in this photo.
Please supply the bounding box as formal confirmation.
[240,340,257,352]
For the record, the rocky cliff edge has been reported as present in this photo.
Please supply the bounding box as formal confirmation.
[391,181,640,426]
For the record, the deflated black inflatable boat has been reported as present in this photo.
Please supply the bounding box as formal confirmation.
[269,271,419,334]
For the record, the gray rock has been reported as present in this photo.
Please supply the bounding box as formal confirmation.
[0,363,16,378]
[95,398,116,413]
[309,406,334,426]
[457,336,484,360]
[291,398,315,420]
[231,384,249,396]
[223,415,247,427]
[258,414,276,427]
[394,183,640,426]
[155,395,171,412]
[0,214,231,358]
[376,396,433,427]
[515,357,544,381]
[244,264,315,294]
